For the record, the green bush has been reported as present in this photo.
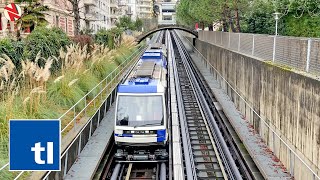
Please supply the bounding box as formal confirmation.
[0,39,24,69]
[95,29,109,45]
[283,14,320,38]
[95,28,123,49]
[23,26,71,73]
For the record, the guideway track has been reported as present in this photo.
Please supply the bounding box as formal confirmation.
[101,31,168,180]
[170,30,254,180]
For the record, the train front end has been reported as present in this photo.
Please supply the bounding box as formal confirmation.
[114,46,168,161]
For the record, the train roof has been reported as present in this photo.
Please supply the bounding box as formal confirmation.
[118,60,167,94]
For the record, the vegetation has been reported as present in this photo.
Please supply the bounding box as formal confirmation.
[15,0,49,39]
[116,16,144,31]
[0,25,138,179]
[177,0,320,37]
[95,28,123,49]
[24,27,71,72]
[71,35,94,52]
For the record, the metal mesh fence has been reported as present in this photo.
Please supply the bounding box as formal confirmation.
[253,34,274,60]
[310,40,320,75]
[199,31,320,76]
[239,33,253,55]
[229,33,240,51]
[274,36,308,71]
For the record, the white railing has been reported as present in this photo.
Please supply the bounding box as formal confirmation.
[0,45,145,179]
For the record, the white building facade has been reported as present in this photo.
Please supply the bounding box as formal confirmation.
[155,0,177,25]
[84,0,127,33]
[126,0,154,21]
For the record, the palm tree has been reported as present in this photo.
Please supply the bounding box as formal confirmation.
[15,1,49,40]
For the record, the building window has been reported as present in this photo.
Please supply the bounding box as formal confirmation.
[65,17,68,32]
[85,5,89,14]
[56,16,59,26]
[0,14,2,31]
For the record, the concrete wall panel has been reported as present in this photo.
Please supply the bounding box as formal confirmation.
[193,37,320,179]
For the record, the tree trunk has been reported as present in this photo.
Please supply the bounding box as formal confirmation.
[221,1,228,31]
[72,0,80,36]
[16,29,21,41]
[234,0,241,32]
[227,7,236,32]
[16,23,21,41]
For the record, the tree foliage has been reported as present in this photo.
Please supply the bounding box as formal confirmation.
[116,16,145,31]
[95,28,123,49]
[177,0,247,32]
[15,1,49,39]
[177,0,320,37]
[24,26,71,72]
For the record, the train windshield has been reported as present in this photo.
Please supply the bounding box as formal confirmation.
[116,95,164,127]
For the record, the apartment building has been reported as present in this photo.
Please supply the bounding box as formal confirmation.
[155,0,177,25]
[126,0,154,21]
[0,0,127,36]
[84,0,127,33]
[137,0,153,18]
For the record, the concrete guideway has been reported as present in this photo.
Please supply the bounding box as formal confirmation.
[179,33,292,179]
[64,105,115,180]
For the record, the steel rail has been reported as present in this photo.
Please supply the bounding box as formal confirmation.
[172,32,225,179]
[172,30,243,179]
[170,32,197,180]
[177,32,254,179]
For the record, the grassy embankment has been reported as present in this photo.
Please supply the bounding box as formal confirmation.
[0,34,140,179]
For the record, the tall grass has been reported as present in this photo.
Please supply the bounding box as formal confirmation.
[0,32,137,179]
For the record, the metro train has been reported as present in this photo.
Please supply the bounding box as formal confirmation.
[114,42,169,161]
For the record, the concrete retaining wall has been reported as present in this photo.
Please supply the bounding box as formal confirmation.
[191,35,320,179]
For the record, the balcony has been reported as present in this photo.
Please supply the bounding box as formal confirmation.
[84,0,96,5]
[118,0,126,6]
[110,0,118,8]
[85,12,98,21]
[110,13,120,19]
[138,4,151,7]
[139,8,151,13]
[126,10,133,15]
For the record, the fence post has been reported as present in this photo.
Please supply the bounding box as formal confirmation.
[78,134,82,155]
[273,36,277,62]
[73,107,76,132]
[306,38,312,72]
[64,152,68,177]
[89,118,93,137]
[289,149,294,176]
[97,108,100,126]
[228,32,231,48]
[215,32,217,44]
[238,33,241,52]
[84,96,87,117]
[252,34,255,56]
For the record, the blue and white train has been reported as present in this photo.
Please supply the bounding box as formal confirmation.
[114,43,169,161]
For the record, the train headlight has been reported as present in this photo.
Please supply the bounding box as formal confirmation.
[131,131,134,133]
